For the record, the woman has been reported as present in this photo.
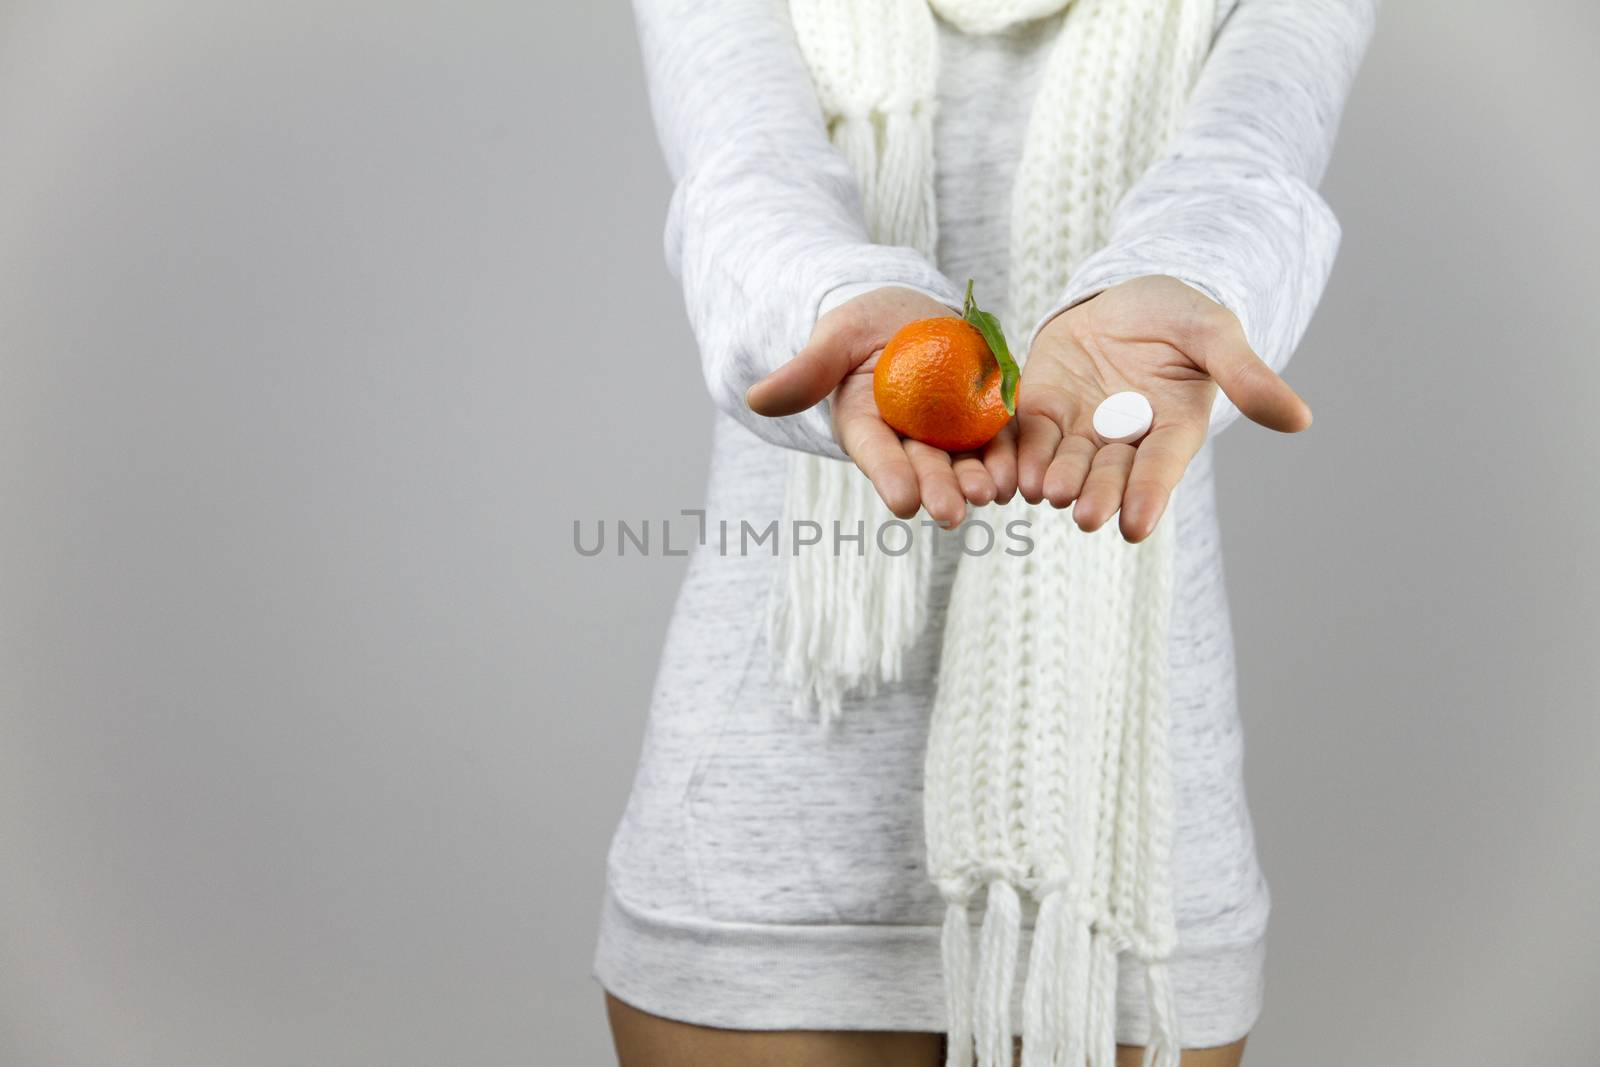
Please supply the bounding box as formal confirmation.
[593,0,1375,1064]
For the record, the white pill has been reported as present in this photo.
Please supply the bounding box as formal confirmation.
[1092,391,1153,444]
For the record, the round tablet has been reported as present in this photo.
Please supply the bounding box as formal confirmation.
[1092,391,1153,444]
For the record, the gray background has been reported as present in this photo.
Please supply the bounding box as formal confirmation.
[1,2,1595,1064]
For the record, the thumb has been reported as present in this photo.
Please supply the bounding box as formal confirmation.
[746,310,868,418]
[1188,315,1313,433]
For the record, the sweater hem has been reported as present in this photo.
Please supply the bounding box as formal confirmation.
[590,881,1265,1045]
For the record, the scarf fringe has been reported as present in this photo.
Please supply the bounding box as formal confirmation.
[941,896,975,1067]
[768,452,933,726]
[942,882,1184,1066]
[1142,959,1182,1067]
[972,880,1022,1067]
[1019,889,1088,1067]
[1086,926,1121,1066]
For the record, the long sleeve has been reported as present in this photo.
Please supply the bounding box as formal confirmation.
[1026,0,1379,438]
[631,0,963,459]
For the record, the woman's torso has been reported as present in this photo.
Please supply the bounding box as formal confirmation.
[605,7,1267,954]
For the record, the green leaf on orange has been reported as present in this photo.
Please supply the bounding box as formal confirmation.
[961,278,1019,416]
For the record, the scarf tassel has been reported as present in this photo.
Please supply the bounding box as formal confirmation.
[946,888,1171,1067]
[972,880,1022,1067]
[940,896,974,1067]
[1086,929,1121,1067]
[769,453,932,726]
[942,880,1029,1067]
[1141,959,1183,1067]
[1016,889,1105,1067]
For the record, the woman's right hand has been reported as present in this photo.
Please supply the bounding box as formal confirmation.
[745,287,1017,528]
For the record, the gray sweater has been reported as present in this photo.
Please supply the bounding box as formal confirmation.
[593,0,1376,1045]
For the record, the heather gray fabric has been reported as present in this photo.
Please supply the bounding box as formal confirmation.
[594,0,1374,1046]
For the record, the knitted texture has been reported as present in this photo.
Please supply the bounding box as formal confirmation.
[782,1,1214,1063]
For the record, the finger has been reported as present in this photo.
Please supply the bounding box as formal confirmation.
[747,315,866,418]
[904,440,966,528]
[1043,435,1097,509]
[1188,320,1312,433]
[1119,424,1204,542]
[1073,444,1137,532]
[1016,414,1062,504]
[952,453,997,507]
[981,423,1018,504]
[836,410,921,519]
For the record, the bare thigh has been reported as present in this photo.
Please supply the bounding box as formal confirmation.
[605,992,942,1067]
[1070,1036,1247,1067]
[605,991,1246,1067]
[995,1036,1247,1067]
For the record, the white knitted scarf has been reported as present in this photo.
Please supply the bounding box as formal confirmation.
[781,2,1215,1065]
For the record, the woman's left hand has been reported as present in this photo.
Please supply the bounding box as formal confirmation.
[1016,275,1313,542]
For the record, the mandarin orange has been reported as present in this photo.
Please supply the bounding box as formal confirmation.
[872,280,1019,453]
